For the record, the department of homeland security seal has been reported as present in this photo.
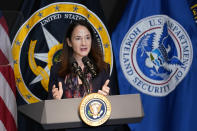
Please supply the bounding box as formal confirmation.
[79,93,111,126]
[120,15,193,96]
[11,2,113,103]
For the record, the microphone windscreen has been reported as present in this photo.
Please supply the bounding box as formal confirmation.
[82,56,97,78]
[82,56,89,64]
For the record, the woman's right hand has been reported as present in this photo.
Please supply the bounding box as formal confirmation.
[52,82,63,100]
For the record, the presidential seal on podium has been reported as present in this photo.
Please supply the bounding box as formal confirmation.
[79,93,111,126]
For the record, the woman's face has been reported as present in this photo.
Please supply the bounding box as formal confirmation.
[67,25,92,60]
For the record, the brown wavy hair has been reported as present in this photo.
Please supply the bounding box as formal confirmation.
[58,20,108,78]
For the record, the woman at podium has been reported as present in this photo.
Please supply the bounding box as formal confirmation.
[48,19,110,100]
[47,20,130,131]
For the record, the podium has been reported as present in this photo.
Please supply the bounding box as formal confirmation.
[18,94,144,130]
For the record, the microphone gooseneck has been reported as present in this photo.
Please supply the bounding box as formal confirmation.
[82,56,97,78]
[71,58,90,94]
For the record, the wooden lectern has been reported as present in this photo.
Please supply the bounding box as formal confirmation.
[18,94,144,130]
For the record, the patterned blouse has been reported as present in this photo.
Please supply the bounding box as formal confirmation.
[64,68,93,98]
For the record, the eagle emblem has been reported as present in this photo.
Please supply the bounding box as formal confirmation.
[137,23,183,80]
[120,15,193,96]
[88,101,103,119]
[79,93,111,126]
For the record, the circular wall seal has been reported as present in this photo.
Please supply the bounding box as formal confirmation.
[11,2,113,103]
[120,15,193,97]
[79,93,111,126]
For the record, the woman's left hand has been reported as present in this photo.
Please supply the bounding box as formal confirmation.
[98,79,110,96]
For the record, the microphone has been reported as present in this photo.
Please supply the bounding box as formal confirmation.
[82,56,97,78]
[71,58,90,94]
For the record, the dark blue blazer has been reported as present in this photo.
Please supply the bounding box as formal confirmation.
[47,62,110,99]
